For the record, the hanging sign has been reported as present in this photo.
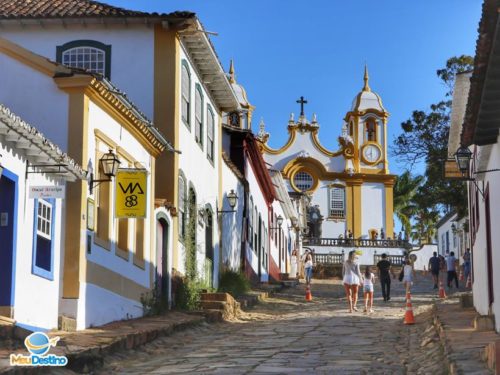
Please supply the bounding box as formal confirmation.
[115,169,147,218]
[29,185,65,199]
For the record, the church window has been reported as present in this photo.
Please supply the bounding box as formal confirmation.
[329,186,345,219]
[195,84,204,147]
[181,61,191,127]
[56,40,111,78]
[207,105,214,161]
[293,171,313,192]
[365,118,377,142]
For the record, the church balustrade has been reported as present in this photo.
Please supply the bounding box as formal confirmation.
[313,253,345,265]
[303,237,410,249]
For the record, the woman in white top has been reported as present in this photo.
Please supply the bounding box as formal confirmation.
[303,251,313,285]
[343,250,363,312]
[402,259,415,293]
[290,249,298,279]
[363,266,375,313]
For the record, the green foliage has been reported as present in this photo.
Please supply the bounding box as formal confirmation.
[393,171,424,236]
[140,280,168,316]
[175,277,211,311]
[218,269,250,298]
[185,189,197,281]
[392,55,473,220]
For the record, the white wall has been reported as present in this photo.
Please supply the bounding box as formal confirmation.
[361,183,385,237]
[1,26,155,118]
[1,143,65,331]
[221,162,244,272]
[0,53,69,151]
[412,244,438,271]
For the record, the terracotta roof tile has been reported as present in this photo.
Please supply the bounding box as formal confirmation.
[0,0,193,19]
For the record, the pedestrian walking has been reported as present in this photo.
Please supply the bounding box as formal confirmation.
[463,248,471,286]
[290,249,298,279]
[303,250,313,285]
[446,251,459,289]
[376,253,393,301]
[363,266,375,313]
[342,250,363,313]
[402,260,415,293]
[428,252,441,289]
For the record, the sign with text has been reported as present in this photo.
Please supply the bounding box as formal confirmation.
[115,169,147,218]
[29,186,65,199]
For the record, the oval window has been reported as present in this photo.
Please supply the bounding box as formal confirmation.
[293,171,314,192]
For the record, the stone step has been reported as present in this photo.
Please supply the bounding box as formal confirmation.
[200,300,227,310]
[200,292,233,303]
[0,315,15,325]
[483,340,500,374]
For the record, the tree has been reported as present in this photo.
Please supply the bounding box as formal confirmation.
[392,55,473,218]
[393,171,424,237]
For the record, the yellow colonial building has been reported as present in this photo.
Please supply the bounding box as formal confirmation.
[257,68,401,263]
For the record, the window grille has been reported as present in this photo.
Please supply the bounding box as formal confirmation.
[329,187,345,218]
[294,171,313,191]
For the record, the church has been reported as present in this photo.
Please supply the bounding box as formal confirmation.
[257,68,407,264]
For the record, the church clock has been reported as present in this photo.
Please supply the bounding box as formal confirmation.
[361,143,382,164]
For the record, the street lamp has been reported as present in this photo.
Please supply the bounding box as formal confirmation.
[454,145,472,175]
[89,149,121,194]
[217,189,238,215]
[270,214,283,232]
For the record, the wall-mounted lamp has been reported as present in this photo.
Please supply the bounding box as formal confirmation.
[454,145,500,199]
[88,149,121,195]
[217,189,238,215]
[270,214,284,232]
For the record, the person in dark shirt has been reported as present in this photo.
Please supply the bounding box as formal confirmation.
[428,251,441,289]
[376,253,393,301]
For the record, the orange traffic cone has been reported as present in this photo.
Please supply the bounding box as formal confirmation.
[465,274,471,289]
[305,285,312,301]
[438,281,447,299]
[404,292,415,325]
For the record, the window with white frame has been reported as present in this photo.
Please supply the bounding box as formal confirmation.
[181,62,191,126]
[33,199,54,278]
[57,40,111,78]
[293,171,313,192]
[207,106,214,161]
[195,85,203,146]
[329,186,346,219]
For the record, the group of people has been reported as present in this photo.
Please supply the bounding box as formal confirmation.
[342,251,414,313]
[428,248,471,289]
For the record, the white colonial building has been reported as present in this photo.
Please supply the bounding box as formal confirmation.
[0,104,84,331]
[0,37,169,329]
[257,69,407,265]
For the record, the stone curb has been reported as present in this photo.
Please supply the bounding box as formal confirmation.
[0,316,205,375]
[432,302,458,375]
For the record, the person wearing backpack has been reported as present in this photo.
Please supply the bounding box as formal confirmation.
[428,252,441,289]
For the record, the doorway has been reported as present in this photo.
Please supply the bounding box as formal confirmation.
[0,170,18,317]
[205,208,213,288]
[156,216,169,306]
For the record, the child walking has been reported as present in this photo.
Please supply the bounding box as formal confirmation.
[363,266,375,313]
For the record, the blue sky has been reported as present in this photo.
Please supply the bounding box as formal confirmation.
[108,0,481,175]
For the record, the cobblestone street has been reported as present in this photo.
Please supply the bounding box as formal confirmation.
[69,273,471,375]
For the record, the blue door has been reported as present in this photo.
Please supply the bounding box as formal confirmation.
[0,169,17,311]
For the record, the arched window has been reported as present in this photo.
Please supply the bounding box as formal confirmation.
[365,118,377,142]
[207,105,214,161]
[178,173,187,239]
[181,61,191,127]
[329,186,346,219]
[293,171,314,192]
[195,84,204,146]
[56,40,111,78]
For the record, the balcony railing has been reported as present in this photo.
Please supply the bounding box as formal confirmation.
[303,237,411,249]
[313,253,345,265]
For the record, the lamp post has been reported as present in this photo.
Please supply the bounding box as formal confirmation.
[89,149,121,194]
[454,145,472,176]
[217,189,238,215]
[270,214,284,232]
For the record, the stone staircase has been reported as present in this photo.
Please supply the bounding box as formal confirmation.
[200,293,241,322]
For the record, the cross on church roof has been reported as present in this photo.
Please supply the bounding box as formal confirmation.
[296,96,308,117]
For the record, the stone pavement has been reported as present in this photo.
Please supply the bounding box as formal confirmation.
[1,272,496,374]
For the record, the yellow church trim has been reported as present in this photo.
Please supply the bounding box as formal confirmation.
[384,181,395,239]
[261,128,296,155]
[360,142,383,165]
[310,130,343,157]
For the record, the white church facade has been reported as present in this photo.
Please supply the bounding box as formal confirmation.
[258,69,408,265]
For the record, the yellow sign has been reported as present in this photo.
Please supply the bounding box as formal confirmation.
[115,169,147,218]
